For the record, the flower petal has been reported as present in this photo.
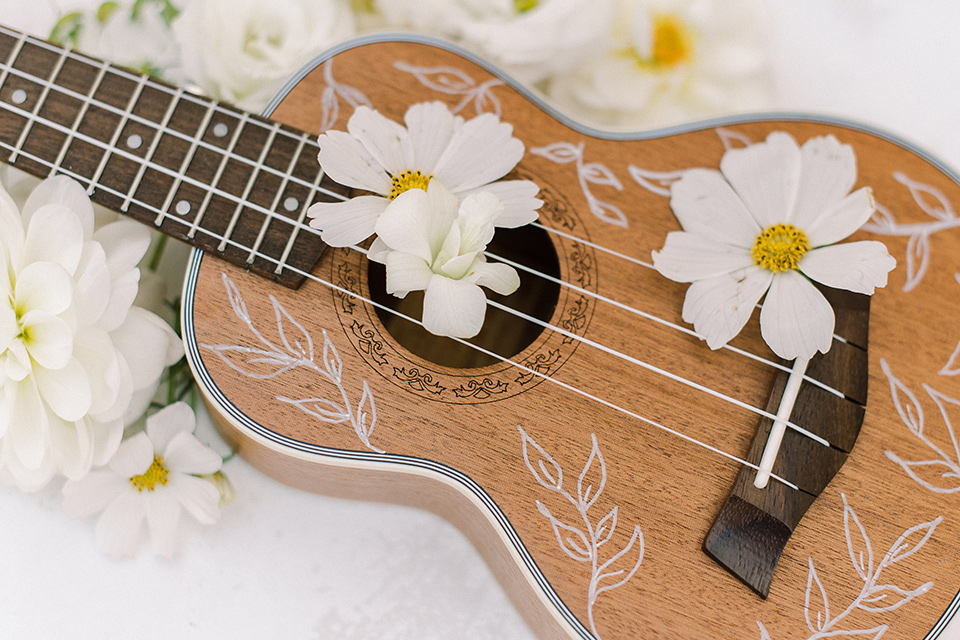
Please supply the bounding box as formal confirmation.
[170,473,221,524]
[462,179,541,228]
[8,377,50,471]
[317,129,392,194]
[62,469,128,519]
[95,489,146,557]
[108,431,154,478]
[146,491,181,557]
[74,241,111,327]
[15,260,73,316]
[791,135,858,232]
[433,113,524,192]
[164,431,222,475]
[422,275,487,338]
[347,106,414,176]
[48,411,94,480]
[804,187,875,247]
[22,204,85,276]
[147,402,197,454]
[94,218,151,279]
[469,260,520,295]
[404,101,458,173]
[21,175,94,239]
[307,195,387,247]
[457,192,503,252]
[375,187,455,262]
[33,356,92,421]
[760,270,835,360]
[720,131,801,228]
[384,251,433,296]
[653,231,756,283]
[680,266,772,349]
[669,169,760,246]
[800,241,896,294]
[19,311,73,370]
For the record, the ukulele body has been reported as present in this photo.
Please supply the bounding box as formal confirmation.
[183,37,960,640]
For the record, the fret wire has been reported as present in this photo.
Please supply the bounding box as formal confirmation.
[246,132,310,264]
[486,250,845,399]
[0,30,27,90]
[274,165,326,275]
[156,101,217,225]
[283,252,802,492]
[49,59,111,178]
[122,86,183,212]
[86,73,148,196]
[0,58,335,199]
[186,111,250,239]
[0,100,318,238]
[10,46,70,164]
[218,120,280,252]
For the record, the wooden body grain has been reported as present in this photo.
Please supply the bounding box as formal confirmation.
[183,39,960,640]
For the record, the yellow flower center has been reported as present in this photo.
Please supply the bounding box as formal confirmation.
[514,0,539,12]
[389,169,432,199]
[624,15,692,70]
[751,223,810,272]
[129,456,170,492]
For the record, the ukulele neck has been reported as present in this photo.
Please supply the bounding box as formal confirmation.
[0,25,343,287]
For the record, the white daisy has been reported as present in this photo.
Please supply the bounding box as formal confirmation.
[61,402,223,558]
[652,131,896,361]
[307,101,541,247]
[368,182,520,339]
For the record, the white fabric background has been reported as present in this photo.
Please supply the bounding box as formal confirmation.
[0,1,958,639]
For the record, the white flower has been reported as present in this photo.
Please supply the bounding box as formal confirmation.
[70,0,180,75]
[170,0,355,110]
[546,0,774,130]
[369,182,520,338]
[652,132,896,361]
[0,175,182,492]
[61,402,223,558]
[373,0,615,84]
[308,101,541,247]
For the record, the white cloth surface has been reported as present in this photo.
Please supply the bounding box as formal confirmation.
[1,1,959,639]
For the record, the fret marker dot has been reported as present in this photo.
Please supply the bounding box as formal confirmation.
[212,123,229,138]
[175,200,191,216]
[283,197,299,212]
[10,89,27,105]
[126,134,143,150]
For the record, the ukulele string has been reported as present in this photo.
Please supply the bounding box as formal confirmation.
[279,256,802,491]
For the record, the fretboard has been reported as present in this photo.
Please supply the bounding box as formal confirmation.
[0,25,345,287]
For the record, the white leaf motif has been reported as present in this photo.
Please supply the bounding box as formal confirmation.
[278,396,349,423]
[860,582,934,613]
[716,127,753,149]
[577,433,606,510]
[881,516,943,567]
[844,494,874,581]
[881,359,924,436]
[223,273,250,323]
[941,339,960,376]
[804,558,830,633]
[272,295,314,361]
[591,198,628,228]
[903,232,930,293]
[756,621,772,640]
[581,162,623,190]
[884,453,960,494]
[322,329,343,384]
[531,141,581,164]
[894,171,956,221]
[594,525,644,597]
[537,501,592,562]
[627,165,686,197]
[518,425,563,491]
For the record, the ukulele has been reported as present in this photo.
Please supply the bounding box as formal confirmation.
[1,25,959,640]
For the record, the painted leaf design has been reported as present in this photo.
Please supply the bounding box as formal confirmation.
[395,61,475,93]
[278,396,349,423]
[926,384,960,462]
[817,626,889,639]
[894,171,956,221]
[884,453,960,493]
[843,494,874,581]
[860,582,934,613]
[627,165,685,197]
[882,516,943,567]
[223,273,250,324]
[531,141,581,164]
[804,558,830,633]
[537,501,591,562]
[472,80,503,116]
[716,127,752,150]
[903,232,930,293]
[581,162,623,190]
[595,525,644,596]
[595,507,618,547]
[272,295,314,361]
[881,359,924,435]
[518,426,563,491]
[756,621,772,640]
[322,329,343,384]
[864,201,898,232]
[590,198,628,228]
[319,85,338,133]
[941,339,960,376]
[577,433,606,510]
[202,344,296,379]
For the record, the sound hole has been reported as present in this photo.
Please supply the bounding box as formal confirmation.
[368,224,561,369]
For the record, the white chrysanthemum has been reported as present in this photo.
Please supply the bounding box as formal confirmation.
[652,132,896,360]
[547,0,774,130]
[61,402,222,558]
[368,182,520,338]
[170,0,355,110]
[0,176,182,491]
[308,101,541,247]
[374,0,615,84]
